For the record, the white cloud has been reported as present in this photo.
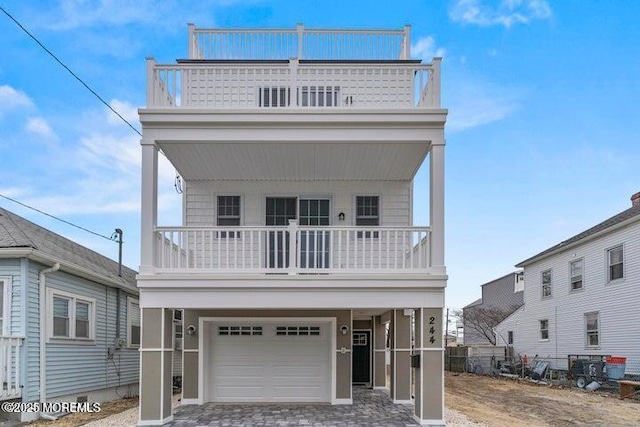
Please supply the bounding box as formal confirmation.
[411,36,446,60]
[446,79,521,131]
[26,117,57,140]
[106,99,140,128]
[0,85,34,116]
[449,0,552,28]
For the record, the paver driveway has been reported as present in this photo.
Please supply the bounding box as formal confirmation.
[165,386,419,426]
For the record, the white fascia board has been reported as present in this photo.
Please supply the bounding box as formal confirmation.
[516,215,640,268]
[0,248,138,295]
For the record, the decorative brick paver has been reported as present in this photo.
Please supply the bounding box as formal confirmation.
[165,387,419,426]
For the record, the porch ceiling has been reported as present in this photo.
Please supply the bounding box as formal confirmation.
[157,141,430,181]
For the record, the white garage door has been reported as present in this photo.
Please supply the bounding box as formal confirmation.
[208,322,332,402]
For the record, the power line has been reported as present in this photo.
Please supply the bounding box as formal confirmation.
[0,6,142,137]
[0,193,116,242]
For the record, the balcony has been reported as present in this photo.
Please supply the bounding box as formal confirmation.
[153,223,432,275]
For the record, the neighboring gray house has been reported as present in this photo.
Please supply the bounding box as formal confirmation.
[0,207,139,421]
[496,192,640,373]
[462,272,524,346]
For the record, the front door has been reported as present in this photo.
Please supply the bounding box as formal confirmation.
[265,197,296,269]
[352,330,371,384]
[298,198,330,269]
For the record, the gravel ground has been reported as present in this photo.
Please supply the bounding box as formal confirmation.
[80,396,485,427]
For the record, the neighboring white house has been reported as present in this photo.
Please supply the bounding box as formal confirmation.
[0,207,139,422]
[495,192,640,374]
[137,24,447,426]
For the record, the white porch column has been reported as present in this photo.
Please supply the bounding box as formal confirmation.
[429,141,445,274]
[140,141,158,274]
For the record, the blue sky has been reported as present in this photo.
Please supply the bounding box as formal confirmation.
[1,1,639,321]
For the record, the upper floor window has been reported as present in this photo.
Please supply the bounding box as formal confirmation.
[47,289,96,341]
[128,298,141,348]
[541,269,552,299]
[570,259,583,292]
[507,330,513,345]
[585,312,599,347]
[539,319,549,341]
[218,195,241,238]
[259,87,290,107]
[607,245,624,282]
[356,196,379,238]
[299,86,340,107]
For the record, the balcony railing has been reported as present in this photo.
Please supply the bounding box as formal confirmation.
[146,59,440,109]
[0,336,23,400]
[154,223,431,274]
[188,24,411,60]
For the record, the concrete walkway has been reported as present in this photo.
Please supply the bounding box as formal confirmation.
[165,387,420,426]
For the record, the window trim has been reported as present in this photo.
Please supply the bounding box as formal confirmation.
[569,258,584,292]
[539,319,549,341]
[584,311,600,348]
[127,298,141,348]
[46,288,96,342]
[541,269,552,299]
[507,330,514,345]
[606,244,624,283]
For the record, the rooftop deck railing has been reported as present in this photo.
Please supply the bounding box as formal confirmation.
[145,58,441,109]
[188,24,411,60]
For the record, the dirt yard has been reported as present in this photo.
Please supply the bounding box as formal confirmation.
[446,372,640,427]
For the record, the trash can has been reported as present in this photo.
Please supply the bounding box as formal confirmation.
[605,357,627,380]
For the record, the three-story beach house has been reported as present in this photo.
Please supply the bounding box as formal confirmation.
[137,24,447,426]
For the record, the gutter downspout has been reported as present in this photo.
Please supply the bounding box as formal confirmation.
[39,263,60,418]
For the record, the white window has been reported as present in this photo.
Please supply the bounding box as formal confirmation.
[47,289,96,341]
[541,269,552,299]
[507,331,514,345]
[608,245,624,282]
[127,298,140,348]
[353,332,368,346]
[218,195,241,238]
[539,319,549,340]
[570,259,583,291]
[258,87,290,107]
[585,312,599,347]
[299,86,340,107]
[0,277,11,335]
[356,196,379,238]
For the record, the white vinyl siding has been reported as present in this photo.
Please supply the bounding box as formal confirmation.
[585,312,599,347]
[494,219,640,373]
[184,180,411,227]
[607,244,624,282]
[541,269,552,299]
[47,289,96,341]
[570,259,584,292]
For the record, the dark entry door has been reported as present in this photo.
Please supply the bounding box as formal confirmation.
[352,330,371,384]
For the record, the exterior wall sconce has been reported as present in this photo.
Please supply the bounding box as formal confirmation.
[340,325,349,335]
[186,325,197,335]
[338,212,345,221]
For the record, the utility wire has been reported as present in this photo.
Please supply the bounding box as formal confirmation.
[0,6,142,137]
[0,193,116,242]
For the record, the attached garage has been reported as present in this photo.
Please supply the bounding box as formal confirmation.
[206,320,334,403]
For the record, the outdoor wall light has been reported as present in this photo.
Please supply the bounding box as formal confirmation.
[186,325,197,335]
[338,212,345,221]
[340,325,349,335]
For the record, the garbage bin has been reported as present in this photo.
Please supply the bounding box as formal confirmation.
[605,357,627,380]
